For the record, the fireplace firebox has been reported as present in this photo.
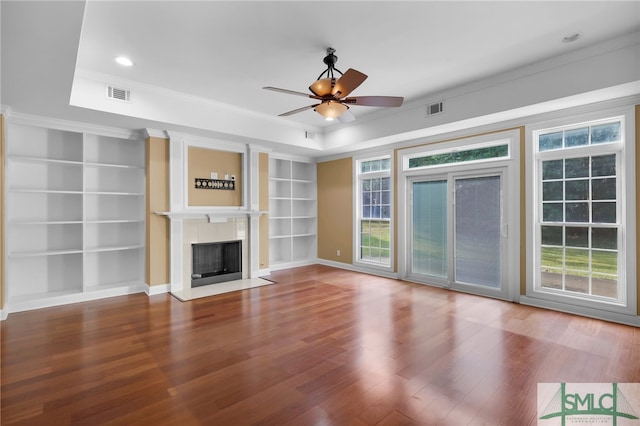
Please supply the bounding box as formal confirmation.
[191,240,242,287]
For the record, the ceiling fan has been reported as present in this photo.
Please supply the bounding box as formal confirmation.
[263,48,404,123]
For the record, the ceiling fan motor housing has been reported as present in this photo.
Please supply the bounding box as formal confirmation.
[323,51,338,68]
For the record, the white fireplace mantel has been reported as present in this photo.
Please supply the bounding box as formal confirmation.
[156,209,266,222]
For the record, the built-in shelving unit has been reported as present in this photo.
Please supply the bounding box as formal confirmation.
[268,156,316,269]
[5,122,145,312]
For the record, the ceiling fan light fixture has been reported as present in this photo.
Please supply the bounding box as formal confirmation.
[309,78,335,96]
[314,101,348,119]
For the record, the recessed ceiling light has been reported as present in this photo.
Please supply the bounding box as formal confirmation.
[562,33,581,43]
[115,56,134,66]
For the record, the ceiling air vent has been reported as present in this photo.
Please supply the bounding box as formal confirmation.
[426,101,444,116]
[304,130,315,140]
[106,85,131,102]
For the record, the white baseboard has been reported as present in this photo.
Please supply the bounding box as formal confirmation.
[145,283,170,295]
[316,259,400,280]
[520,296,640,327]
[6,284,145,315]
[258,268,271,277]
[0,306,8,321]
[269,259,316,271]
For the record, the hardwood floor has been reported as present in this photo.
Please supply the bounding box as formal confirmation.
[2,265,639,425]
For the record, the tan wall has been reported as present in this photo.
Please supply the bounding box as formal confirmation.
[187,147,242,207]
[317,158,353,264]
[259,152,269,269]
[0,115,5,310]
[146,137,170,286]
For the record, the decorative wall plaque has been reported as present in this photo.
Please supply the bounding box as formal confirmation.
[194,178,236,190]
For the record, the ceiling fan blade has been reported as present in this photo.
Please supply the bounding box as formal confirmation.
[343,96,404,107]
[263,86,320,99]
[337,109,356,123]
[278,104,319,116]
[332,68,367,98]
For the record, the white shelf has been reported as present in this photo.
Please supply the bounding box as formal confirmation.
[9,188,83,194]
[5,121,145,312]
[268,156,317,269]
[9,155,83,166]
[85,161,144,170]
[9,248,85,257]
[85,245,145,253]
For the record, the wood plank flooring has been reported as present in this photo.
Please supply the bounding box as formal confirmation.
[2,265,639,425]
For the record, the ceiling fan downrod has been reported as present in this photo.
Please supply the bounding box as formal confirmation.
[316,47,343,81]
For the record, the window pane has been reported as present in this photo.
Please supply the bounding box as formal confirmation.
[541,247,563,269]
[371,178,380,191]
[592,228,617,249]
[541,225,563,246]
[591,178,616,200]
[592,202,616,223]
[592,274,617,298]
[543,203,563,222]
[543,182,563,201]
[541,270,563,290]
[542,160,563,180]
[565,248,589,271]
[381,190,390,204]
[361,161,371,173]
[381,177,390,190]
[565,273,589,294]
[362,192,371,205]
[591,122,621,144]
[381,205,390,219]
[408,144,508,168]
[593,250,617,275]
[565,127,589,147]
[591,154,616,177]
[539,131,563,151]
[565,157,589,178]
[362,206,370,218]
[361,247,370,259]
[565,202,588,222]
[362,179,371,191]
[380,249,390,260]
[380,232,390,248]
[565,180,588,200]
[565,226,588,248]
[381,158,391,171]
[370,160,381,172]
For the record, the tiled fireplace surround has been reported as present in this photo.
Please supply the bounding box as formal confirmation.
[158,133,266,294]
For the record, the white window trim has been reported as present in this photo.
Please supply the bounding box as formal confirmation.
[353,152,394,272]
[523,105,637,322]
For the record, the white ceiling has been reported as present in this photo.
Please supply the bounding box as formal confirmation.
[2,1,640,156]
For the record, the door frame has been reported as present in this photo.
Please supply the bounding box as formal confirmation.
[397,129,521,302]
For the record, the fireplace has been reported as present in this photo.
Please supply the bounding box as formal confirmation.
[191,240,242,287]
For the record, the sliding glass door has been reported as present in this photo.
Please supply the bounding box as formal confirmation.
[453,175,502,289]
[409,170,508,299]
